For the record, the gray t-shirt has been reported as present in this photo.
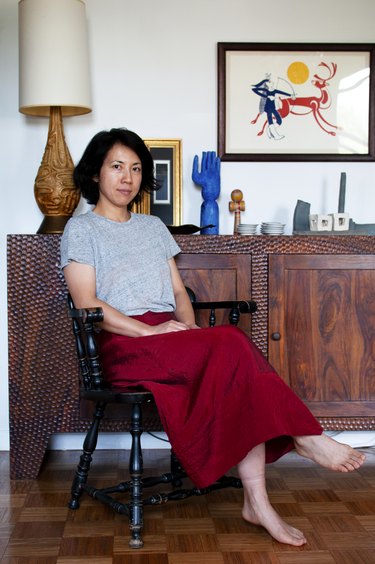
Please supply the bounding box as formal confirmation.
[60,210,181,316]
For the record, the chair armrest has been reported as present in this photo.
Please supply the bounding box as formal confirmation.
[186,287,257,327]
[192,299,257,314]
[67,293,104,324]
[68,307,104,324]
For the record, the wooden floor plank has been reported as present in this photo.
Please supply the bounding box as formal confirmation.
[330,549,375,564]
[277,552,336,563]
[169,554,224,564]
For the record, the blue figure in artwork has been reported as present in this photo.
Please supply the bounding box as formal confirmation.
[252,75,292,140]
[192,151,220,234]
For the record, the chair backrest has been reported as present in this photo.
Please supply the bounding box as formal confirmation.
[67,294,106,391]
[67,290,257,391]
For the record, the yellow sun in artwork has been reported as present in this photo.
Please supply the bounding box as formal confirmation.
[287,61,309,84]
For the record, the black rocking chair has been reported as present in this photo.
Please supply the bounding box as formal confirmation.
[67,289,257,548]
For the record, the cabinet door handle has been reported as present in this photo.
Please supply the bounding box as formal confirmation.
[271,332,281,341]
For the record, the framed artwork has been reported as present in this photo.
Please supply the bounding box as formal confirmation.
[218,42,375,161]
[134,139,182,225]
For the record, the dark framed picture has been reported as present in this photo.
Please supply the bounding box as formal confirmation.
[218,42,375,161]
[135,139,182,226]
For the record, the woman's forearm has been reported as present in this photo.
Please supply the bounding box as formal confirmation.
[80,297,155,337]
[174,289,198,328]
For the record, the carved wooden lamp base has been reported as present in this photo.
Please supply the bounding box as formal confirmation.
[34,107,80,234]
[37,215,72,234]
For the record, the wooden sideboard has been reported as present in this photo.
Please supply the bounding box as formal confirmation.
[7,234,375,479]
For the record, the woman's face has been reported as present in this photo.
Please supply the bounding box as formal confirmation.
[94,143,142,210]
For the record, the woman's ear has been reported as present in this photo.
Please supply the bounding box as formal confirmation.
[92,175,99,183]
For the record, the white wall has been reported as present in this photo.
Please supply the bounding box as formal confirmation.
[1,0,375,450]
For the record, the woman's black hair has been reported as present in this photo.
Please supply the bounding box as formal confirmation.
[73,128,158,205]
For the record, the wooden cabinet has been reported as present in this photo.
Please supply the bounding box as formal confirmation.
[7,234,375,478]
[268,254,375,425]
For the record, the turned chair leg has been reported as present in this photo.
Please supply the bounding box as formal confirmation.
[128,402,145,549]
[170,450,184,486]
[68,401,106,510]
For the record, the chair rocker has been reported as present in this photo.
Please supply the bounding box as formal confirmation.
[67,290,257,548]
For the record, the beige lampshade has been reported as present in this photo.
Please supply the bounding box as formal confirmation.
[19,0,92,117]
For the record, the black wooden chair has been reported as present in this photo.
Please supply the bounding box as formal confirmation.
[67,290,257,548]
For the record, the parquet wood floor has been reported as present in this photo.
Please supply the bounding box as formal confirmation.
[0,446,374,563]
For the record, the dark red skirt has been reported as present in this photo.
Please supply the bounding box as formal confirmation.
[98,312,322,488]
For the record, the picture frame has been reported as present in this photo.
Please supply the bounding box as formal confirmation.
[218,42,375,161]
[134,139,182,225]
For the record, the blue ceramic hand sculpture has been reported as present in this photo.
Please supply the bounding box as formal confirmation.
[192,151,221,234]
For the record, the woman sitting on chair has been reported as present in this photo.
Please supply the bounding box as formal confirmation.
[60,128,365,547]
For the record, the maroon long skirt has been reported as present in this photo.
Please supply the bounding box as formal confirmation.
[98,312,322,488]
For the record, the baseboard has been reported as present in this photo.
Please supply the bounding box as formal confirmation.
[48,431,171,450]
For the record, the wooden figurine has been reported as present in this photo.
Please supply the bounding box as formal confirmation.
[229,189,245,234]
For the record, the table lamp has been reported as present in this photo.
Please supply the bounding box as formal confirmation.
[18,0,92,234]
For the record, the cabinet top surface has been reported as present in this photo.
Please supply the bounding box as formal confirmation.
[7,233,375,256]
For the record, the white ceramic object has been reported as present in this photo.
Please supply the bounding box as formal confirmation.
[309,214,333,231]
[331,212,350,231]
[261,221,285,235]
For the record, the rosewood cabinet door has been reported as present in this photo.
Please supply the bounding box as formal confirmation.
[268,254,375,427]
[176,253,252,337]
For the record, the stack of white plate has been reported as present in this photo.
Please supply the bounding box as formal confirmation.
[260,222,285,235]
[236,223,258,235]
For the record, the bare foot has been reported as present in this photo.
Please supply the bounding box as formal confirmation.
[294,433,366,472]
[242,490,307,546]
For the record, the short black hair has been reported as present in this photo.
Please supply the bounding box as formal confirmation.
[73,128,158,205]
